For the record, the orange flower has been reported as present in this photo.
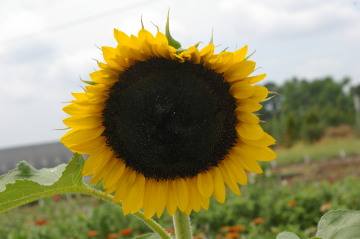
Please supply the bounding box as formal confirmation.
[193,233,206,239]
[107,233,118,239]
[119,228,132,236]
[166,228,174,234]
[320,202,331,212]
[288,200,297,207]
[219,226,230,232]
[215,234,223,239]
[253,217,265,224]
[35,219,47,226]
[230,225,245,232]
[87,230,98,237]
[225,232,239,239]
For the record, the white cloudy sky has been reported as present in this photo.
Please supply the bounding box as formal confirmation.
[0,0,359,149]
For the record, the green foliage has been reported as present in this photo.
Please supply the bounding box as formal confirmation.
[261,77,359,145]
[316,210,360,239]
[276,210,360,239]
[0,154,84,214]
[277,232,301,239]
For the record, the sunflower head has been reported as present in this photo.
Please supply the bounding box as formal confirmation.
[61,22,276,219]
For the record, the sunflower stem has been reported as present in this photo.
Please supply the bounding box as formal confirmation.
[173,210,193,239]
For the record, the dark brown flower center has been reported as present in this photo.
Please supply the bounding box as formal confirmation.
[102,57,238,180]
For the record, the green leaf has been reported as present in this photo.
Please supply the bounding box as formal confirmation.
[0,153,85,213]
[165,10,181,49]
[316,210,360,239]
[276,232,301,239]
[133,233,160,239]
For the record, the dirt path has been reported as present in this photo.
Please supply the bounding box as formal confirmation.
[271,154,360,183]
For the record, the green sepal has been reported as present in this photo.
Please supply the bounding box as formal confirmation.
[165,10,182,49]
[244,50,256,60]
[193,41,202,48]
[209,28,214,44]
[0,153,85,214]
[81,78,97,85]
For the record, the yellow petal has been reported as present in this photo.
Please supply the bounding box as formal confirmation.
[143,179,158,218]
[63,116,102,129]
[82,148,113,175]
[236,99,263,112]
[246,73,266,85]
[63,104,103,117]
[186,178,202,213]
[67,135,106,154]
[102,159,126,188]
[85,84,110,95]
[114,29,130,45]
[242,133,276,147]
[233,149,263,174]
[219,163,241,195]
[166,181,178,216]
[90,70,119,85]
[197,172,214,198]
[181,46,200,64]
[224,61,256,82]
[230,81,255,100]
[225,157,247,185]
[250,86,269,102]
[236,122,264,140]
[237,144,277,162]
[211,167,226,203]
[155,180,168,218]
[61,127,104,145]
[114,168,137,202]
[200,43,214,63]
[236,111,259,124]
[90,158,117,184]
[174,178,189,212]
[233,45,248,62]
[122,173,145,215]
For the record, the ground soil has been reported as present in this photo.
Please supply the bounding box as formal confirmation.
[271,154,360,183]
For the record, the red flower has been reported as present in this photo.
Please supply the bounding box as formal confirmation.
[225,232,239,239]
[35,219,47,226]
[253,217,265,224]
[230,225,245,232]
[288,200,297,207]
[119,228,133,236]
[87,230,98,237]
[107,233,118,239]
[166,228,174,234]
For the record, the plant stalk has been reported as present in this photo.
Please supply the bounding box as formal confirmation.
[173,210,192,239]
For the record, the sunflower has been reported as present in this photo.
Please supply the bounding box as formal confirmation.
[60,26,276,219]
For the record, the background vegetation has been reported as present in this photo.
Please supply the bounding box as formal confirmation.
[261,77,360,146]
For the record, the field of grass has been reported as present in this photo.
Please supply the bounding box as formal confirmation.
[274,136,360,165]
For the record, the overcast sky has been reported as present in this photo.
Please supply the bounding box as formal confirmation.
[0,0,359,149]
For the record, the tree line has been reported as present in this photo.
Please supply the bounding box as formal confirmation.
[260,77,360,146]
